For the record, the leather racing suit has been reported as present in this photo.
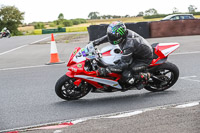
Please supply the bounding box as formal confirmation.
[93,29,153,84]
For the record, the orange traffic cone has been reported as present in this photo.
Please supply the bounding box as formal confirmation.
[46,33,64,65]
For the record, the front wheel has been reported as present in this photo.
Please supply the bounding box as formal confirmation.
[55,75,91,100]
[145,62,179,92]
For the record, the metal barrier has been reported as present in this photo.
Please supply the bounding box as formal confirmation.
[150,19,200,38]
[42,28,66,34]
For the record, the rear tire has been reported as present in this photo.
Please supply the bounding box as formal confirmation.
[145,62,179,92]
[55,75,91,100]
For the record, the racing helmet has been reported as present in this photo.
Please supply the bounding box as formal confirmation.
[107,21,127,45]
[3,27,7,30]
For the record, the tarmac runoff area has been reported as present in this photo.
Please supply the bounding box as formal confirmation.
[5,101,200,133]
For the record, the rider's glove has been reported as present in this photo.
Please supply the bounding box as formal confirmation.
[97,67,111,76]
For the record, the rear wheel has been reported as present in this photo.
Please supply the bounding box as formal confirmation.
[145,62,179,92]
[55,75,91,100]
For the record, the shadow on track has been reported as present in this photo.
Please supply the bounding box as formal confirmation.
[53,90,178,108]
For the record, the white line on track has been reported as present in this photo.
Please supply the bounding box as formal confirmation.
[0,36,51,56]
[175,102,200,108]
[181,78,200,83]
[171,51,200,55]
[0,65,49,71]
[180,76,197,79]
[180,76,200,83]
[0,45,28,56]
[0,63,66,71]
[29,36,51,45]
[105,110,143,118]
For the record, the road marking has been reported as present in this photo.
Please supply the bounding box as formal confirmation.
[0,36,51,56]
[0,45,28,56]
[54,130,62,133]
[171,51,200,55]
[0,65,48,71]
[180,76,197,79]
[180,76,200,83]
[175,102,199,108]
[105,110,143,118]
[36,122,73,130]
[0,63,66,71]
[30,36,51,45]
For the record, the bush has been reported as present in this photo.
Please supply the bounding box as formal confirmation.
[193,12,200,15]
[49,23,56,27]
[71,19,81,25]
[34,22,45,29]
[143,14,168,19]
[63,20,73,27]
[13,30,23,36]
[53,20,60,25]
[77,18,87,23]
[57,25,62,29]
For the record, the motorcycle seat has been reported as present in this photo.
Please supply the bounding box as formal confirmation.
[151,43,159,59]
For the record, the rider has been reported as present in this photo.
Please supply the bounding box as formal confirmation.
[1,27,7,33]
[92,21,153,90]
[1,27,10,36]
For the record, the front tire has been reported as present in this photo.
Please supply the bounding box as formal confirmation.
[55,75,91,100]
[145,62,179,92]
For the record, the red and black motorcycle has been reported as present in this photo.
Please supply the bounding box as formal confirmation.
[55,42,180,100]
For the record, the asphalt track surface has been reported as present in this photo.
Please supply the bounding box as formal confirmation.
[0,34,200,132]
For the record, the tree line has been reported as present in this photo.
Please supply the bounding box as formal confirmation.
[88,5,199,19]
[33,13,87,29]
[88,12,130,19]
[139,5,200,19]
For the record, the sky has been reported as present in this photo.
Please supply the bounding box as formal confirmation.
[0,0,200,23]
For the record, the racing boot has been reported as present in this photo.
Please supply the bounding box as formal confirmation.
[135,72,151,90]
[140,72,151,83]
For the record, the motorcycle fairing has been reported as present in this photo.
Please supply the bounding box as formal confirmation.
[156,43,180,57]
[68,61,85,74]
[100,45,122,65]
[67,47,81,66]
[74,75,122,89]
[66,59,122,89]
[151,43,180,66]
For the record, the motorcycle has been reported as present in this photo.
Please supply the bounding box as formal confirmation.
[55,42,180,100]
[0,31,11,39]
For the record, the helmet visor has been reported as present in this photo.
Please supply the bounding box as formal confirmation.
[107,32,123,45]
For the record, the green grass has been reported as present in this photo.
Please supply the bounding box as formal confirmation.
[20,15,200,35]
[87,15,200,24]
